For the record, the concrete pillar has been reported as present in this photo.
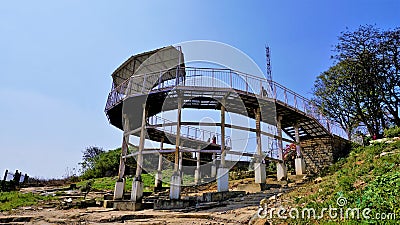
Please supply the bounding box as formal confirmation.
[277,162,287,181]
[220,103,226,167]
[276,115,287,181]
[217,167,229,192]
[155,139,164,190]
[294,124,306,175]
[294,124,301,157]
[114,178,126,200]
[217,103,229,192]
[254,107,266,183]
[195,147,201,184]
[255,108,262,156]
[114,135,129,200]
[169,173,181,199]
[178,151,183,172]
[254,163,266,183]
[131,176,144,202]
[170,97,182,199]
[211,153,217,177]
[131,103,146,202]
[295,158,306,175]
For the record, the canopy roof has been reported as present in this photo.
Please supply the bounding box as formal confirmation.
[111,46,184,88]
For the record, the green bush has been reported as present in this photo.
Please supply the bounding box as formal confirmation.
[384,126,400,138]
[359,171,400,218]
[80,148,137,179]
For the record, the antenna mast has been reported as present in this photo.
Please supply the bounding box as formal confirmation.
[265,45,273,87]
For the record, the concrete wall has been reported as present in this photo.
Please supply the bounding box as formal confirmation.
[301,135,350,174]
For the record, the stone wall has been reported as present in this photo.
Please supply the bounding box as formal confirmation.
[300,135,350,174]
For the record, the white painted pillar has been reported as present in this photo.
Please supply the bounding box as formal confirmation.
[178,151,183,172]
[195,147,201,184]
[131,103,147,202]
[276,115,287,181]
[294,124,306,175]
[220,103,226,167]
[294,124,301,157]
[211,153,217,177]
[155,139,164,189]
[114,134,129,200]
[256,108,262,156]
[170,97,182,199]
[255,107,266,184]
[117,134,128,180]
[217,103,229,192]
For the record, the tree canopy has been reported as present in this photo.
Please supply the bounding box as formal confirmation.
[313,25,400,138]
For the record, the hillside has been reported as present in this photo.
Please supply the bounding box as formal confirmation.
[258,139,400,224]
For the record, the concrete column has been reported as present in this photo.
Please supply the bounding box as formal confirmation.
[155,139,164,190]
[277,116,283,161]
[131,103,146,202]
[117,133,128,180]
[211,153,217,177]
[256,108,262,156]
[178,151,183,172]
[174,98,182,172]
[114,135,128,200]
[217,167,229,192]
[255,107,266,184]
[294,124,301,157]
[170,97,182,199]
[294,124,306,175]
[220,103,226,167]
[194,147,201,184]
[217,103,229,192]
[276,115,287,181]
[254,163,266,183]
[295,158,306,175]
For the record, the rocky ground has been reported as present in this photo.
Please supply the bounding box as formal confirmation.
[0,176,308,225]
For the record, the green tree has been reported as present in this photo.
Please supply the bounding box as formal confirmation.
[313,60,360,139]
[79,146,105,172]
[314,25,400,137]
[80,147,137,179]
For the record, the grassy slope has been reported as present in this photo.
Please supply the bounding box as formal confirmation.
[276,140,400,224]
[0,192,55,211]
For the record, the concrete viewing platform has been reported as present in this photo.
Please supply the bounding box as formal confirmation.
[104,46,350,208]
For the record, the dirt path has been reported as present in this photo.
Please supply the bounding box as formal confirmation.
[1,177,302,224]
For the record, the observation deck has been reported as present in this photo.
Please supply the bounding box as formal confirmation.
[105,66,347,145]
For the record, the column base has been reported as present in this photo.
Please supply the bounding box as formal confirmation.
[217,167,229,192]
[276,162,287,181]
[194,168,201,184]
[131,177,144,202]
[254,163,266,184]
[154,171,162,190]
[113,178,125,200]
[169,172,181,200]
[211,164,217,177]
[295,158,306,175]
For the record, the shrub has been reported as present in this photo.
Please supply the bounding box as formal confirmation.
[383,126,400,138]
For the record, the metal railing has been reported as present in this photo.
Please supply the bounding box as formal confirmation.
[148,115,232,148]
[105,67,348,139]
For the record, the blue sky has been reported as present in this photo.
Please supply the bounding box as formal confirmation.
[1,1,399,178]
